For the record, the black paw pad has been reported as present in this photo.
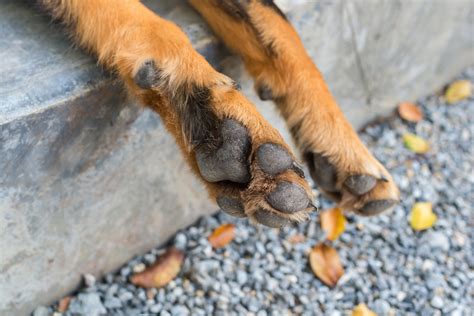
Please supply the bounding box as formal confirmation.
[256,84,273,101]
[134,60,161,89]
[344,175,377,195]
[307,152,338,192]
[196,119,251,183]
[266,182,309,214]
[359,199,397,216]
[217,196,246,217]
[257,143,293,175]
[253,209,289,228]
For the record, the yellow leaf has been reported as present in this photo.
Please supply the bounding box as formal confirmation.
[445,80,472,104]
[131,247,184,288]
[398,102,423,122]
[410,202,437,231]
[403,133,429,154]
[309,243,344,287]
[208,223,236,248]
[352,304,377,316]
[320,208,346,241]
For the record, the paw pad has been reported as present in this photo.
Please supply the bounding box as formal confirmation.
[134,60,161,89]
[344,174,377,195]
[257,143,293,175]
[307,152,338,192]
[360,199,397,216]
[266,182,309,214]
[253,209,289,228]
[256,84,273,101]
[196,119,251,183]
[216,196,246,217]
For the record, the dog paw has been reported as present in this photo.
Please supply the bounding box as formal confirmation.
[305,149,399,216]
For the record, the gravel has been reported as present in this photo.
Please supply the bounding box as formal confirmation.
[37,69,473,315]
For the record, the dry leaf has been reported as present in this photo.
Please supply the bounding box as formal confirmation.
[131,247,184,288]
[288,234,306,244]
[321,208,346,241]
[410,202,437,231]
[445,80,471,104]
[57,296,72,313]
[398,102,423,122]
[208,223,236,248]
[403,133,429,154]
[352,303,377,316]
[309,243,344,287]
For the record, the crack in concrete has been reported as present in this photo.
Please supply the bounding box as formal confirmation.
[344,2,373,107]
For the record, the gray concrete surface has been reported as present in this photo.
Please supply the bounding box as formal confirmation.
[0,0,472,314]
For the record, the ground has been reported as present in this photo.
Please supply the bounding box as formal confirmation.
[35,69,473,316]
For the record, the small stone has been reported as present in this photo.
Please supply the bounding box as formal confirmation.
[430,296,444,309]
[119,291,133,302]
[132,262,146,273]
[175,233,188,250]
[422,259,434,271]
[69,293,106,316]
[171,305,189,315]
[104,296,122,309]
[83,273,96,287]
[33,306,49,316]
[120,267,131,277]
[236,270,248,285]
[373,299,391,314]
[423,231,450,252]
[150,304,162,313]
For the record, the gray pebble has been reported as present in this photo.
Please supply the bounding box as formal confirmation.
[423,231,450,252]
[104,296,122,309]
[431,296,444,309]
[32,306,49,316]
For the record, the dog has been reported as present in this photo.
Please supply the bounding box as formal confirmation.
[37,0,399,228]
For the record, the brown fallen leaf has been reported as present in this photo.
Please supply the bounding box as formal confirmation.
[288,233,306,244]
[57,296,72,313]
[445,80,472,104]
[352,303,377,316]
[403,133,429,154]
[208,223,236,248]
[309,243,344,287]
[410,202,437,231]
[320,208,346,241]
[130,247,184,288]
[398,102,423,122]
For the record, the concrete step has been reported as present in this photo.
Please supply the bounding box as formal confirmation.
[1,0,472,314]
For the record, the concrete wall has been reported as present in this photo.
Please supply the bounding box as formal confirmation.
[1,0,472,314]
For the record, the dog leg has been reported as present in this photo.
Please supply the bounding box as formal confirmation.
[37,0,315,227]
[190,0,399,215]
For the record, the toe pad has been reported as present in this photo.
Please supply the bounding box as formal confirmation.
[253,209,289,228]
[217,196,246,217]
[344,174,377,195]
[266,182,309,214]
[360,199,397,216]
[257,143,293,176]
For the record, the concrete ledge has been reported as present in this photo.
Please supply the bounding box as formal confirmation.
[1,0,473,314]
